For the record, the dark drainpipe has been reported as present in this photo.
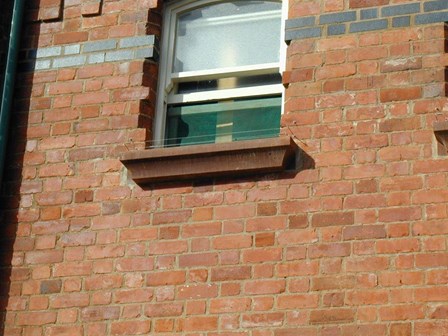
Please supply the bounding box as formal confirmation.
[0,0,25,187]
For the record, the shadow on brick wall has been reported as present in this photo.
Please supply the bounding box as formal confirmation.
[0,1,42,334]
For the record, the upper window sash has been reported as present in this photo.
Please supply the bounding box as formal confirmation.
[172,1,282,72]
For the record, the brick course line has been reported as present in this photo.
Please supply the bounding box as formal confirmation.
[19,35,158,72]
[285,0,448,42]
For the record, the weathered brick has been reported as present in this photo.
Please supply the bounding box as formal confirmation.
[147,271,186,286]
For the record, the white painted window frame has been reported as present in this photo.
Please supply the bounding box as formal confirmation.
[153,0,287,147]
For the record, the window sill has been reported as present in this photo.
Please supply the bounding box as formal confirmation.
[120,136,302,185]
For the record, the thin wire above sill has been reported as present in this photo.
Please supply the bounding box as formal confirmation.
[120,136,304,186]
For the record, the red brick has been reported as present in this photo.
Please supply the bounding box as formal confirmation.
[246,216,287,232]
[277,261,319,277]
[85,275,122,290]
[179,253,218,267]
[145,303,183,317]
[111,321,151,335]
[310,308,356,324]
[25,250,63,264]
[346,290,389,305]
[58,232,95,247]
[86,245,125,259]
[376,238,419,254]
[277,294,319,309]
[116,257,154,272]
[182,222,222,237]
[152,210,191,225]
[184,192,223,207]
[415,321,448,336]
[241,312,283,328]
[209,298,250,314]
[346,256,389,272]
[184,316,218,331]
[277,230,318,245]
[114,288,153,303]
[54,31,88,44]
[16,312,57,325]
[211,266,251,281]
[148,241,188,255]
[245,280,285,295]
[255,232,275,247]
[312,212,354,227]
[213,235,252,249]
[343,225,386,240]
[81,306,120,322]
[50,293,89,308]
[147,271,186,286]
[416,253,448,268]
[48,81,83,95]
[379,304,425,321]
[349,0,389,8]
[46,325,83,336]
[381,57,422,73]
[178,284,218,299]
[309,243,351,258]
[379,117,421,132]
[53,262,92,277]
[215,204,256,219]
[119,227,157,241]
[316,63,356,80]
[243,248,282,263]
[378,207,421,222]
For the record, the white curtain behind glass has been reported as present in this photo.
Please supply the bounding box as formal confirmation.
[173,1,282,72]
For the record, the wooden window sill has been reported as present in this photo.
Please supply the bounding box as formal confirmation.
[120,136,302,185]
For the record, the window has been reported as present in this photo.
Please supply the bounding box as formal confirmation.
[153,0,284,147]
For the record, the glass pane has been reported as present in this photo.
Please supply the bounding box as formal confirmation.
[173,1,282,72]
[165,96,281,146]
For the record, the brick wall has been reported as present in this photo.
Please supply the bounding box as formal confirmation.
[1,0,448,335]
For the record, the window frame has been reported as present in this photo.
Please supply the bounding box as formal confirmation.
[153,0,287,148]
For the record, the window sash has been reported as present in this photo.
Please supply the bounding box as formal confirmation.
[168,83,283,104]
[154,0,285,147]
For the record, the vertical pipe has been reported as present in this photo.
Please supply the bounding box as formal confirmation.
[0,0,25,187]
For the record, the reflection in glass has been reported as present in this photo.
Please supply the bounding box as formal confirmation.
[165,96,281,146]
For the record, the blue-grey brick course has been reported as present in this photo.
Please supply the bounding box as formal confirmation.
[415,11,448,24]
[119,36,155,48]
[350,19,388,33]
[328,24,346,36]
[135,47,156,59]
[83,39,117,53]
[35,60,51,70]
[361,9,378,20]
[88,53,106,64]
[392,16,411,27]
[285,27,322,41]
[285,17,315,29]
[64,45,81,55]
[424,0,448,12]
[320,11,356,25]
[381,3,421,17]
[36,47,62,58]
[105,50,134,62]
[53,55,86,68]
